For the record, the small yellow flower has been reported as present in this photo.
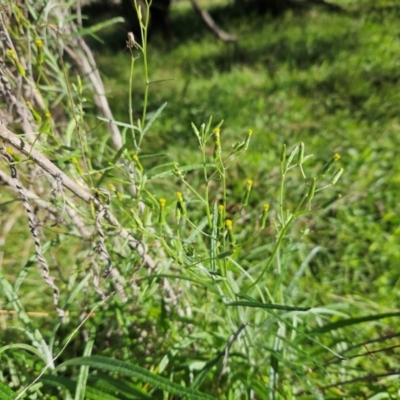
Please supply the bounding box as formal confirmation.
[132,154,143,172]
[176,192,183,202]
[7,49,16,59]
[6,147,14,156]
[7,49,25,76]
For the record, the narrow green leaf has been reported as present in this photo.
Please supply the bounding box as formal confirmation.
[295,375,325,400]
[0,343,44,360]
[269,353,279,400]
[191,122,201,142]
[284,246,321,297]
[216,250,234,259]
[148,163,214,180]
[250,377,271,400]
[0,273,53,366]
[88,374,152,399]
[142,102,167,136]
[0,381,17,399]
[41,375,120,400]
[210,202,218,272]
[58,356,216,400]
[64,274,92,310]
[97,116,140,131]
[310,311,400,334]
[235,292,258,302]
[75,327,96,400]
[191,352,222,390]
[226,301,311,312]
[73,18,125,37]
[40,375,77,393]
[96,143,129,187]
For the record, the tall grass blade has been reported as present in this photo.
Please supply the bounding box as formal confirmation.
[40,375,120,400]
[75,327,96,400]
[0,381,16,399]
[87,374,153,399]
[58,356,216,400]
[226,301,310,312]
[0,343,45,360]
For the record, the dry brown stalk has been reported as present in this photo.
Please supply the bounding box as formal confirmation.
[0,124,155,271]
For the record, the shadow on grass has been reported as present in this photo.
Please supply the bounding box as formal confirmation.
[90,0,400,148]
[84,0,345,50]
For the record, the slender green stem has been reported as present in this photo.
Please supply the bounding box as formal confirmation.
[128,54,138,150]
[250,214,295,288]
[202,145,212,227]
[279,170,286,225]
[221,167,227,215]
[180,177,208,207]
[139,2,151,130]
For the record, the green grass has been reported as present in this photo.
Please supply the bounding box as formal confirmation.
[1,0,400,398]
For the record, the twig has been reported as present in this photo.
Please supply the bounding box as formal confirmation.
[51,6,139,198]
[94,188,113,278]
[0,124,155,270]
[323,331,400,367]
[296,370,400,395]
[221,322,249,376]
[189,0,238,42]
[50,173,66,226]
[0,310,49,317]
[306,0,343,12]
[1,166,128,300]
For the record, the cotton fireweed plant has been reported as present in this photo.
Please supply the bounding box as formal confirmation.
[93,3,343,396]
[125,116,344,397]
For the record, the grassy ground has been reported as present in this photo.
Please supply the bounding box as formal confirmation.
[1,0,400,398]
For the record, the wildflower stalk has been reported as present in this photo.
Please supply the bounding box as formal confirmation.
[128,47,138,150]
[250,214,295,292]
[135,0,151,130]
[279,144,287,224]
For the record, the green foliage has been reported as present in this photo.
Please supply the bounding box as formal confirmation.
[0,0,400,399]
[54,356,216,400]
